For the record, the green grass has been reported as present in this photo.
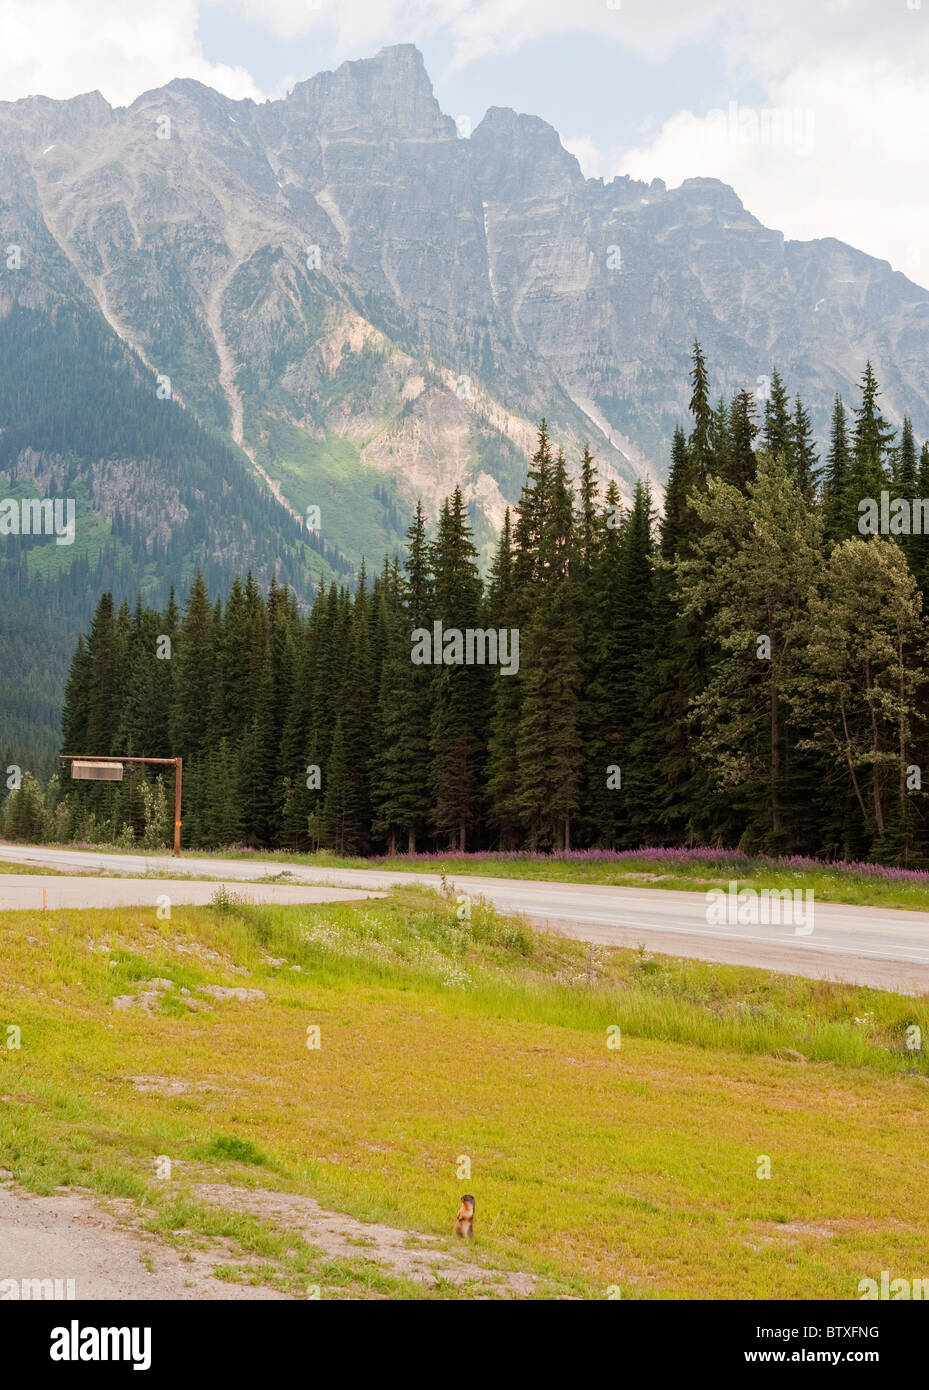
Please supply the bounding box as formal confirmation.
[13,840,929,914]
[2,886,929,1298]
[0,860,68,875]
[190,1134,270,1166]
[9,479,117,580]
[186,847,929,913]
[251,424,409,561]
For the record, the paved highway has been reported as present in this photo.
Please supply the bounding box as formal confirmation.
[0,873,382,910]
[2,843,929,994]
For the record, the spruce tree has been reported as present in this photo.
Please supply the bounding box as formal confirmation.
[762,368,793,464]
[278,586,327,846]
[583,480,627,845]
[613,481,656,843]
[429,487,486,850]
[216,578,250,744]
[894,417,920,574]
[371,505,435,852]
[851,361,895,503]
[513,420,555,595]
[515,451,583,849]
[725,390,758,491]
[648,347,720,842]
[688,342,714,479]
[914,442,929,596]
[577,445,599,575]
[113,600,164,757]
[709,396,731,481]
[485,507,524,847]
[85,592,120,755]
[660,425,692,551]
[336,571,375,854]
[172,573,217,846]
[267,581,297,839]
[61,635,92,754]
[791,396,820,500]
[322,718,349,854]
[206,736,244,845]
[822,395,853,544]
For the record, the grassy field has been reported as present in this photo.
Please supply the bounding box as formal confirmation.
[1,882,928,1299]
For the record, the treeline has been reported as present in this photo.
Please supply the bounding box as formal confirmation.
[7,346,929,863]
[0,296,348,778]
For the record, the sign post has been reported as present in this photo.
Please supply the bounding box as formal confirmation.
[60,754,183,856]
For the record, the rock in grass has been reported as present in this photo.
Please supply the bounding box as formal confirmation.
[197,985,266,1002]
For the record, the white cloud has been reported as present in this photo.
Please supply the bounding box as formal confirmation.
[446,0,732,67]
[227,0,464,50]
[618,52,929,289]
[561,134,610,180]
[0,0,261,106]
[218,0,732,66]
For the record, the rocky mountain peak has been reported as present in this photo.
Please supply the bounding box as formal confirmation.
[471,106,585,197]
[284,43,453,140]
[0,88,112,144]
[676,176,749,212]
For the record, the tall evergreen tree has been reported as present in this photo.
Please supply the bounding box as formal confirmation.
[851,361,895,503]
[236,578,276,846]
[893,416,920,574]
[725,390,759,491]
[335,570,375,854]
[85,592,120,756]
[688,341,714,479]
[648,347,719,842]
[513,420,555,597]
[172,573,217,845]
[583,480,624,843]
[485,507,524,848]
[791,396,820,500]
[822,395,853,544]
[762,368,793,464]
[371,504,435,852]
[61,634,92,754]
[515,451,583,849]
[322,717,349,854]
[429,487,486,850]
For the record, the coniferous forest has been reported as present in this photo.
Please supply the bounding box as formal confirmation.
[7,345,929,865]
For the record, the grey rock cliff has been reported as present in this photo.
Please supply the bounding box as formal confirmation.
[2,42,927,559]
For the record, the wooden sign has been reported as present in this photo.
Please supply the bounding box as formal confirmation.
[70,760,123,781]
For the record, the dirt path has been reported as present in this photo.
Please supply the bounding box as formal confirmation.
[0,1183,288,1300]
[0,1180,552,1300]
[188,1182,542,1296]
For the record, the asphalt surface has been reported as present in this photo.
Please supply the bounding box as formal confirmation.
[2,843,929,994]
[0,874,382,910]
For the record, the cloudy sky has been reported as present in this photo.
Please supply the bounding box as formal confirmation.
[3,0,927,288]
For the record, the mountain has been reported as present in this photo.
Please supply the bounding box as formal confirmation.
[6,46,929,534]
[3,43,929,774]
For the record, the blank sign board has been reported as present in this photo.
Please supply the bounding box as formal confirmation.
[70,760,124,781]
